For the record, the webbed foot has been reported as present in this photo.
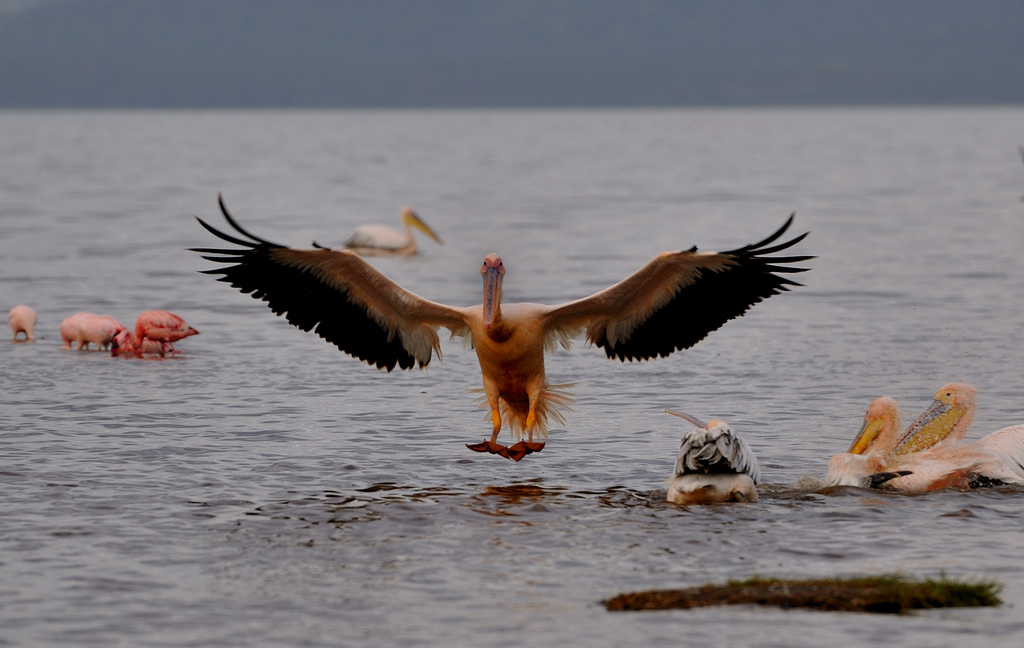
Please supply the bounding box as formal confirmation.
[507,441,545,461]
[466,440,512,459]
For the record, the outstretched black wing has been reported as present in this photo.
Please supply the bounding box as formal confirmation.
[544,215,812,361]
[191,195,467,371]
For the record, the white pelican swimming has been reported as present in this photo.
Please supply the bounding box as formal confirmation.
[343,207,442,256]
[194,195,811,461]
[879,384,1024,492]
[825,396,907,488]
[827,384,975,488]
[665,410,760,504]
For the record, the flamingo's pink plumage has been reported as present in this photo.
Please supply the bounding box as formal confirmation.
[8,305,37,342]
[59,312,126,350]
[112,310,198,357]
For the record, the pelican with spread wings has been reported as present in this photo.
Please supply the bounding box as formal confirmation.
[193,196,811,461]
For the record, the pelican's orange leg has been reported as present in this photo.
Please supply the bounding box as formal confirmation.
[466,396,513,459]
[507,386,545,460]
[522,382,545,454]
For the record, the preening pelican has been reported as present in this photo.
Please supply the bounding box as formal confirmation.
[665,410,760,504]
[193,195,811,461]
[826,384,977,488]
[343,207,442,256]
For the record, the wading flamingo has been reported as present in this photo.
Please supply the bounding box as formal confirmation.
[59,312,126,350]
[194,195,811,461]
[665,410,760,504]
[8,305,37,341]
[343,207,443,256]
[111,335,177,357]
[111,310,198,357]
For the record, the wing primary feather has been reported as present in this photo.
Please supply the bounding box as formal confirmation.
[746,233,810,257]
[216,193,280,247]
[731,212,795,252]
[193,216,262,249]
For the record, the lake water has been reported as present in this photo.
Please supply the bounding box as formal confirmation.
[3,108,1024,647]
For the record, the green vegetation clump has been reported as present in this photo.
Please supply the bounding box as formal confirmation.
[604,574,1001,613]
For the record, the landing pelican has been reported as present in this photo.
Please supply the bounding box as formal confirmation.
[879,384,1024,492]
[665,410,760,504]
[193,195,811,461]
[343,207,442,256]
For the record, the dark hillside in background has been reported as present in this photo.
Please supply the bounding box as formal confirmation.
[1,0,1022,107]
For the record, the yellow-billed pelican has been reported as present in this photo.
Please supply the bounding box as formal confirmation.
[193,195,811,461]
[825,396,906,487]
[879,384,1024,492]
[343,207,442,256]
[664,410,760,504]
[827,384,975,488]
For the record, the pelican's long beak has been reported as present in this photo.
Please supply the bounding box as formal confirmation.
[405,210,443,245]
[848,416,884,454]
[665,409,707,428]
[892,397,961,455]
[481,255,504,329]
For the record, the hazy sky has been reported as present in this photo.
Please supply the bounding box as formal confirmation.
[1,0,1022,107]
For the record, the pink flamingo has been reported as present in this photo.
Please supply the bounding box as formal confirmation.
[111,334,176,357]
[8,305,37,341]
[111,310,198,357]
[59,312,127,350]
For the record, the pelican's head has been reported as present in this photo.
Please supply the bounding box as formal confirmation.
[401,207,443,245]
[892,382,977,455]
[847,396,900,455]
[481,253,505,329]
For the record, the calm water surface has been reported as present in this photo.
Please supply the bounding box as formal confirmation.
[2,108,1024,647]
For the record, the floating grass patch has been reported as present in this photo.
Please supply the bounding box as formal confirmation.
[604,574,1001,613]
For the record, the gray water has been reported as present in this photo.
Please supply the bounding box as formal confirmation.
[2,108,1024,647]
